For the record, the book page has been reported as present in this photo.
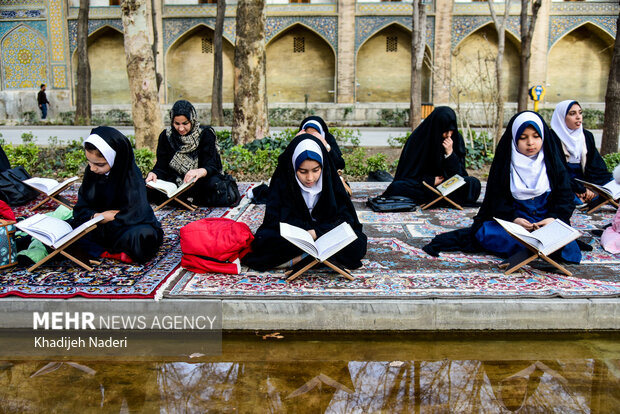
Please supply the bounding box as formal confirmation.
[280,222,319,258]
[575,179,612,198]
[603,180,620,199]
[530,220,581,256]
[16,214,73,246]
[494,218,543,250]
[436,175,466,196]
[147,180,178,197]
[314,222,357,262]
[53,215,104,249]
[24,177,59,194]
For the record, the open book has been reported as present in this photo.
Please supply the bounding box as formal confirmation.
[436,174,466,196]
[16,214,103,249]
[494,217,581,256]
[24,176,78,196]
[575,179,620,200]
[147,178,194,198]
[280,222,357,262]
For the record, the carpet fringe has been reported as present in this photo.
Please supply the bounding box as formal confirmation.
[154,267,183,301]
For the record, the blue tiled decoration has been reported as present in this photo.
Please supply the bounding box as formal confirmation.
[1,24,48,89]
[549,16,617,48]
[68,19,123,55]
[0,9,44,19]
[265,16,337,52]
[356,16,435,52]
[452,15,520,50]
[0,20,46,41]
[164,17,235,51]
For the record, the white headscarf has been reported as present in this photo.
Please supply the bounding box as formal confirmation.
[551,100,587,165]
[301,120,325,139]
[510,112,551,200]
[84,133,116,168]
[292,139,323,213]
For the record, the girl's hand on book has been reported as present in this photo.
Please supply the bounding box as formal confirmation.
[514,217,535,231]
[145,172,157,183]
[434,176,445,186]
[96,210,119,223]
[307,229,317,240]
[184,168,207,183]
[578,189,596,203]
[533,218,554,229]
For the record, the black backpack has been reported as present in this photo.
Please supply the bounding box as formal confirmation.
[0,166,39,206]
[366,195,416,212]
[205,173,241,207]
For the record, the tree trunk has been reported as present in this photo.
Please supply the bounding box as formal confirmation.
[75,0,91,125]
[232,0,269,145]
[120,0,162,151]
[488,0,511,148]
[211,0,226,126]
[600,12,620,156]
[150,0,163,92]
[517,0,541,112]
[410,0,427,129]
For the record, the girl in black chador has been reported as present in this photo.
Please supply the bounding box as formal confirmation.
[146,100,225,206]
[73,126,163,263]
[298,115,345,170]
[423,111,582,264]
[242,134,367,272]
[550,99,612,207]
[381,106,481,206]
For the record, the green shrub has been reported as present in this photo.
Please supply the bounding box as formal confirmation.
[59,111,75,125]
[387,133,409,148]
[366,153,388,172]
[64,149,87,177]
[603,152,620,172]
[22,111,38,125]
[464,130,494,170]
[342,147,368,177]
[377,109,409,127]
[331,127,361,147]
[4,143,40,173]
[134,148,155,177]
[21,131,34,144]
[222,145,279,180]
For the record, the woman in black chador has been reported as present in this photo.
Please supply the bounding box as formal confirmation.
[423,111,582,264]
[0,144,9,171]
[73,126,163,263]
[146,100,224,206]
[381,106,481,206]
[298,115,345,170]
[242,134,367,272]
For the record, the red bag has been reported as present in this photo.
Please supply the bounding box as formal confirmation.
[0,200,15,221]
[180,217,254,274]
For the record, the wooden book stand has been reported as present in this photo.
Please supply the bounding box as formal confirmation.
[585,195,619,214]
[498,234,572,276]
[421,181,463,210]
[285,257,355,283]
[31,190,74,211]
[27,224,99,272]
[152,181,197,212]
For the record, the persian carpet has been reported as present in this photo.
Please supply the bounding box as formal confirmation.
[168,182,620,299]
[0,183,251,298]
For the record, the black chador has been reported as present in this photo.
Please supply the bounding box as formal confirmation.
[242,134,367,271]
[381,106,481,205]
[148,100,224,206]
[73,126,163,263]
[423,111,580,262]
[298,115,345,170]
[0,144,9,171]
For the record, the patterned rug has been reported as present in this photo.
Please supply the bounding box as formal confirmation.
[0,183,251,298]
[168,182,620,299]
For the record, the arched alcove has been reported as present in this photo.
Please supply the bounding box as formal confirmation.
[72,26,130,104]
[1,25,48,89]
[451,24,520,103]
[547,24,613,103]
[266,24,336,103]
[356,24,431,103]
[165,25,235,103]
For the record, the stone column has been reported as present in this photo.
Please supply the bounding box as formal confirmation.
[432,0,453,105]
[337,0,356,103]
[529,0,551,91]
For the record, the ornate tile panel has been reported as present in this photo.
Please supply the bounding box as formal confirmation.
[0,0,43,6]
[1,24,48,89]
[549,15,617,48]
[265,16,337,52]
[0,9,45,19]
[68,19,124,54]
[356,15,435,52]
[48,0,65,62]
[67,6,122,19]
[0,20,46,40]
[163,17,237,51]
[357,2,414,14]
[551,1,619,15]
[452,15,520,50]
[52,64,66,88]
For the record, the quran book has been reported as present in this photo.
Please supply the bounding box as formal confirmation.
[436,174,466,196]
[146,178,194,198]
[24,176,78,196]
[575,178,620,200]
[16,214,103,249]
[494,217,581,257]
[280,222,357,262]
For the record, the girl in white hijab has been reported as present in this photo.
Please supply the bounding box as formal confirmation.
[550,100,612,206]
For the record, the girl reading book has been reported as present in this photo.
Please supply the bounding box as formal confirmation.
[423,111,582,264]
[73,126,163,263]
[380,106,481,206]
[242,134,367,272]
[146,100,229,206]
[298,116,345,171]
[550,100,612,207]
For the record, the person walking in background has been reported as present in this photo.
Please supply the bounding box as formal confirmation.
[37,84,50,120]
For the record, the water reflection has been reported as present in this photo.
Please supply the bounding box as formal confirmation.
[0,332,618,412]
